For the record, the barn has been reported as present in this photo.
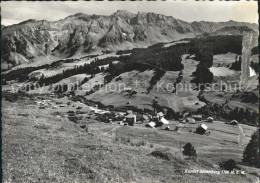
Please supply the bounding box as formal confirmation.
[145,122,156,128]
[125,114,136,126]
[192,115,202,121]
[157,112,164,120]
[230,120,238,125]
[195,124,208,134]
[207,117,214,122]
[155,117,169,127]
[186,117,196,124]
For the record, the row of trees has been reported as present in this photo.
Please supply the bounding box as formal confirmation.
[191,63,214,85]
[36,56,126,87]
[228,107,258,125]
[189,35,242,56]
[2,58,80,83]
[197,103,258,126]
[147,69,166,93]
[2,65,46,83]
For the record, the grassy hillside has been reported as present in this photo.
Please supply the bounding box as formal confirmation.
[2,94,259,182]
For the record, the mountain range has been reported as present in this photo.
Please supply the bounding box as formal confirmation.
[1,10,258,67]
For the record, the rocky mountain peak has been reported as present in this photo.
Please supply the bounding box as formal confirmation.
[18,19,38,25]
[113,10,135,19]
[1,10,258,68]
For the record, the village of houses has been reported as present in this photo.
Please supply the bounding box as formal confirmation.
[34,92,241,138]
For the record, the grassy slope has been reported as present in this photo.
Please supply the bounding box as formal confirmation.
[86,70,155,109]
[2,96,259,183]
[86,56,204,112]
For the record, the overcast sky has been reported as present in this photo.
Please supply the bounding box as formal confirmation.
[1,1,258,26]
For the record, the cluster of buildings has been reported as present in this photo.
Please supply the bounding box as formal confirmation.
[122,110,209,135]
[145,112,170,128]
[122,110,169,128]
[36,96,212,135]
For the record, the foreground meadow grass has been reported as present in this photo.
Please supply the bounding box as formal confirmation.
[2,95,259,183]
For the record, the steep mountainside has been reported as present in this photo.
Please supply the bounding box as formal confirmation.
[1,10,258,67]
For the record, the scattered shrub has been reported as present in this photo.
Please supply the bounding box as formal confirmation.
[151,150,174,161]
[34,124,50,130]
[135,140,146,147]
[182,142,197,158]
[95,112,119,122]
[3,92,19,102]
[68,113,75,117]
[119,136,131,145]
[118,137,147,147]
[68,115,82,123]
[219,159,236,172]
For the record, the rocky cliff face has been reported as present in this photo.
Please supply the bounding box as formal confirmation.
[2,20,61,66]
[2,10,258,67]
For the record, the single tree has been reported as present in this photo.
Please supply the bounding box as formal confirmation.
[242,130,259,168]
[182,142,197,158]
[152,99,159,115]
[219,159,236,172]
